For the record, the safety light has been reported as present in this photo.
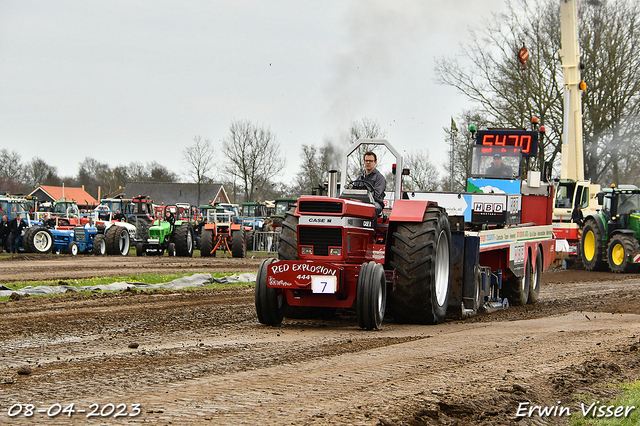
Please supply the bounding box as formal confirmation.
[579,80,587,91]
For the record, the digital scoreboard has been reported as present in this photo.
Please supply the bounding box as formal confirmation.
[475,129,538,158]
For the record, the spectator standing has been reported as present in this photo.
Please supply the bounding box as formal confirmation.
[0,215,9,252]
[264,218,275,252]
[8,213,27,253]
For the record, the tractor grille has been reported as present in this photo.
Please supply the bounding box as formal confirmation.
[298,200,343,214]
[74,227,86,242]
[298,227,342,256]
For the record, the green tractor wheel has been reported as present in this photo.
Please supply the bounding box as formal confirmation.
[607,234,640,273]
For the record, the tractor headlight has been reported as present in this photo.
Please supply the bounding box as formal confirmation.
[329,248,342,256]
[301,246,313,255]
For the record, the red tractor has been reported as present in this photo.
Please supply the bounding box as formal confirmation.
[255,139,452,329]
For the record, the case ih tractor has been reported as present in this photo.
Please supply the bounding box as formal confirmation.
[580,185,640,272]
[199,206,247,258]
[136,205,194,257]
[255,135,556,330]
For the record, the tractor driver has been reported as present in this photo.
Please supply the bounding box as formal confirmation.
[485,154,514,177]
[358,151,386,216]
[165,209,175,228]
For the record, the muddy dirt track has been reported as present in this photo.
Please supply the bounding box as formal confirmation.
[1,255,640,425]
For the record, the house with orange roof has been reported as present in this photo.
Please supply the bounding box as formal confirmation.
[28,185,99,210]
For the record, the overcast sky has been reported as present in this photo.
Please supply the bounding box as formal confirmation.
[0,0,508,185]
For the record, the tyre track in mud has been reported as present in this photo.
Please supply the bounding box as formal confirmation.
[1,257,640,425]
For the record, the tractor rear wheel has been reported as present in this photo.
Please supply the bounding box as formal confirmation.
[92,234,106,255]
[278,208,298,261]
[174,224,193,257]
[231,228,246,258]
[356,261,386,330]
[200,229,214,257]
[388,206,451,324]
[31,228,53,254]
[255,258,285,326]
[607,234,640,273]
[105,226,130,256]
[581,219,607,271]
[22,227,37,253]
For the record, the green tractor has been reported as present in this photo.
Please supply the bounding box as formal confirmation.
[580,185,640,272]
[136,205,194,257]
[270,197,298,229]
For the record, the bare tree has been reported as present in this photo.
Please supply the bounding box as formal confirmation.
[294,140,341,196]
[435,0,640,186]
[0,149,23,184]
[23,157,59,190]
[183,135,217,207]
[222,120,285,202]
[403,149,441,192]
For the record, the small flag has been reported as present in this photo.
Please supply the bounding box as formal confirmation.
[451,117,458,133]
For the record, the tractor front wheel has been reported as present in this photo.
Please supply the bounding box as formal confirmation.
[607,234,640,273]
[356,261,386,330]
[581,219,607,271]
[67,241,79,256]
[255,258,285,326]
[389,206,451,324]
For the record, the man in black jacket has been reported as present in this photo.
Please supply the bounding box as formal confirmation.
[0,215,9,252]
[8,213,27,253]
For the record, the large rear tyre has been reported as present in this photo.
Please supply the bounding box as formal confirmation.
[32,228,53,254]
[607,234,640,273]
[388,206,451,324]
[255,258,285,326]
[22,227,37,253]
[356,261,386,330]
[200,229,214,257]
[105,226,130,256]
[581,219,607,271]
[231,228,246,258]
[174,224,193,257]
[92,234,106,255]
[278,208,298,261]
[528,247,543,304]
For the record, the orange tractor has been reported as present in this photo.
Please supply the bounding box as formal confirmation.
[199,206,247,258]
